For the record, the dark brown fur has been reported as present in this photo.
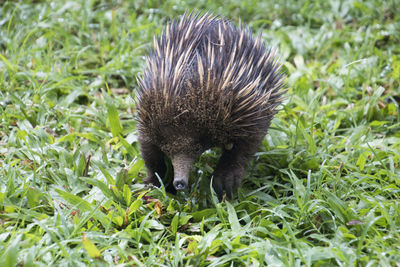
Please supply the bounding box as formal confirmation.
[137,12,285,198]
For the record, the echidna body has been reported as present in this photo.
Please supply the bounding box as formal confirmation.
[137,12,285,198]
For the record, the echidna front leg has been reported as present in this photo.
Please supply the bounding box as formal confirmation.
[213,137,263,199]
[139,138,166,187]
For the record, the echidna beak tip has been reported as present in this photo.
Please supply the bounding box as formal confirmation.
[173,180,187,190]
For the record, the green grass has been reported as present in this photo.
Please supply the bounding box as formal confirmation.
[1,0,399,266]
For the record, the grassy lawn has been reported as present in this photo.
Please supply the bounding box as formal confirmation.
[1,0,399,266]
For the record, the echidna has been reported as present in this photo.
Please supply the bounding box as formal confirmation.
[137,12,285,199]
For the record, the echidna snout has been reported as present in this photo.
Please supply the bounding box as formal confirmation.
[171,154,195,191]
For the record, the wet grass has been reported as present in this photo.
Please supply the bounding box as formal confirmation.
[0,0,399,266]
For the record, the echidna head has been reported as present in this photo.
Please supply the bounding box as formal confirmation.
[157,125,209,191]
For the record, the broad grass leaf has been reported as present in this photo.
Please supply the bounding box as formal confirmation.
[188,239,199,255]
[192,209,216,221]
[81,177,113,199]
[0,54,16,72]
[171,213,179,234]
[356,151,371,171]
[107,103,122,137]
[116,169,128,190]
[179,214,192,225]
[119,134,138,158]
[26,187,40,208]
[226,201,240,232]
[198,225,221,254]
[128,158,145,180]
[127,190,148,216]
[304,247,336,262]
[55,188,109,227]
[392,56,400,80]
[63,89,85,107]
[76,132,103,144]
[1,235,19,267]
[76,153,86,176]
[97,165,115,185]
[82,233,101,258]
[123,184,131,205]
[129,197,143,215]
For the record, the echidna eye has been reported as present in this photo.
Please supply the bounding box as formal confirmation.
[161,145,169,154]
